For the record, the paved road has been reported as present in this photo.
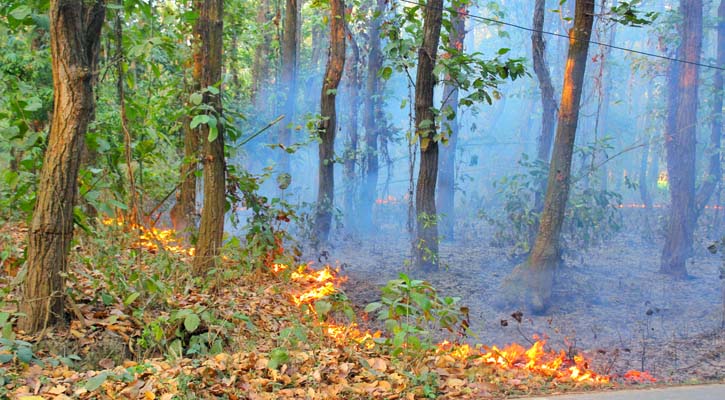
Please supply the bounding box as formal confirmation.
[525,384,725,400]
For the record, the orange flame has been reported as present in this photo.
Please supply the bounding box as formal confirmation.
[102,217,195,256]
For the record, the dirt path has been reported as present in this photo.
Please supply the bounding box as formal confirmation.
[524,383,725,399]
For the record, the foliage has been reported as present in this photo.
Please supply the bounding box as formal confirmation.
[365,273,469,357]
[483,148,623,259]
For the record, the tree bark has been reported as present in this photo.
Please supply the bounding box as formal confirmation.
[661,0,702,278]
[360,0,385,233]
[314,0,346,244]
[278,0,298,178]
[252,0,271,105]
[192,0,225,276]
[504,0,595,313]
[414,0,444,271]
[343,18,360,233]
[20,0,106,333]
[695,0,724,216]
[437,2,467,241]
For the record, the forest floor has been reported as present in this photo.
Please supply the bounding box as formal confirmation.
[0,209,722,399]
[322,209,725,386]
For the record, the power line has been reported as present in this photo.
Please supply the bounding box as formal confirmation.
[398,0,725,72]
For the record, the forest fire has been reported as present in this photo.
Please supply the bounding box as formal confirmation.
[101,217,195,256]
[438,339,610,384]
[274,262,614,385]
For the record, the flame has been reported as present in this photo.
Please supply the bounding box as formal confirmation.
[102,217,194,256]
[623,369,657,383]
[437,339,609,384]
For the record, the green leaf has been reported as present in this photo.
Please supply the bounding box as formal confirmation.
[364,302,382,313]
[184,313,200,333]
[380,66,393,80]
[410,291,432,312]
[207,123,218,142]
[85,371,110,391]
[190,114,209,129]
[190,92,203,105]
[267,348,289,369]
[314,301,332,318]
[15,346,33,364]
[123,292,140,307]
[9,6,32,20]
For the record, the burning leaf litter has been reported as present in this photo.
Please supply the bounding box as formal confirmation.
[1,221,657,399]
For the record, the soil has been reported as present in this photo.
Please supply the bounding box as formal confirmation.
[309,209,725,384]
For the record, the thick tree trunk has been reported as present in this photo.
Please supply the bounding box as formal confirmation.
[695,0,724,216]
[278,0,298,178]
[21,0,105,333]
[314,0,346,244]
[504,0,595,313]
[661,0,702,278]
[360,0,385,233]
[192,0,225,276]
[414,0,444,272]
[437,3,467,241]
[343,20,360,233]
[532,0,557,213]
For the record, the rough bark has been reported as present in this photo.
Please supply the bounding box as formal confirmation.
[414,0,444,272]
[661,0,702,278]
[360,0,385,233]
[695,0,724,216]
[314,0,346,244]
[192,0,225,276]
[20,0,105,333]
[504,0,595,313]
[343,19,360,233]
[437,2,467,241]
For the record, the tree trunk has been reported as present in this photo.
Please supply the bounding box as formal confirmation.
[170,8,202,237]
[695,0,724,216]
[437,2,467,241]
[20,0,105,333]
[192,0,225,276]
[279,0,298,179]
[661,0,702,278]
[115,0,139,227]
[413,0,444,272]
[360,0,385,233]
[343,19,360,233]
[504,0,595,313]
[252,0,271,105]
[314,0,346,244]
[531,0,558,246]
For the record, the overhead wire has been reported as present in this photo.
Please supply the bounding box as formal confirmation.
[398,0,725,72]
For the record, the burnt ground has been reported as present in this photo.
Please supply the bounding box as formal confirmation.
[308,209,725,384]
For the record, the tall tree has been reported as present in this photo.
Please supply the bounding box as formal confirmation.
[252,0,271,105]
[360,0,385,233]
[413,0,444,271]
[695,0,724,216]
[661,0,703,278]
[343,17,361,233]
[314,0,346,243]
[191,0,225,276]
[504,0,595,312]
[532,0,557,215]
[278,0,298,178]
[437,0,467,241]
[20,0,106,332]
